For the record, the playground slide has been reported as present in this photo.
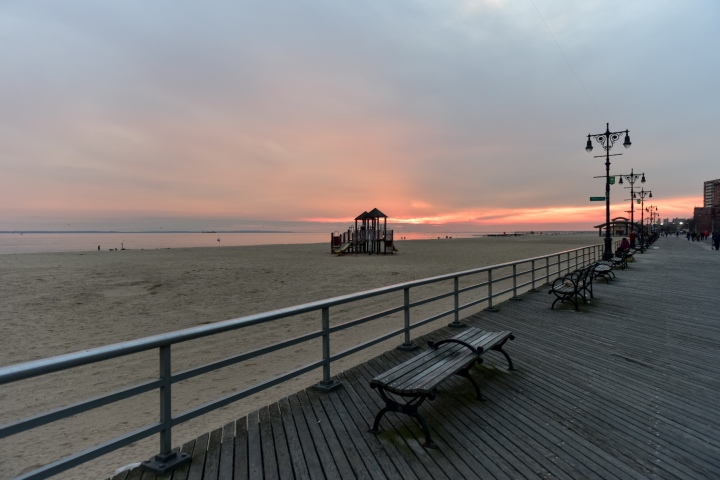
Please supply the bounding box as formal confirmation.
[333,242,352,254]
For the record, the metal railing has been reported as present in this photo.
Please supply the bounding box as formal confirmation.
[0,243,605,479]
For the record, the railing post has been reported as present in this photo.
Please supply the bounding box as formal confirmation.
[398,287,418,349]
[485,269,498,312]
[567,252,571,274]
[545,257,550,285]
[556,254,561,278]
[314,307,341,391]
[448,277,465,327]
[510,264,521,300]
[530,259,538,292]
[141,345,189,474]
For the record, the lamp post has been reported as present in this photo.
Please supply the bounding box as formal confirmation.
[646,205,658,233]
[586,123,632,260]
[636,188,652,251]
[618,169,645,232]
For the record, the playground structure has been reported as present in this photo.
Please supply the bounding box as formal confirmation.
[331,208,396,255]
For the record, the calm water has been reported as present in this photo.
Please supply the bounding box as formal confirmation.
[0,231,486,255]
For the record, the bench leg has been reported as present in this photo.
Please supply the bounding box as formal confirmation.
[491,335,516,371]
[455,361,486,401]
[368,386,438,449]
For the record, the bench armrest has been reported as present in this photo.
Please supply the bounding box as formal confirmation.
[427,338,483,355]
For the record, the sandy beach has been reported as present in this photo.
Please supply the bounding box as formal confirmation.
[1,233,602,479]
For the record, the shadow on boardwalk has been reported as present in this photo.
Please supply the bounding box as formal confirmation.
[115,238,720,480]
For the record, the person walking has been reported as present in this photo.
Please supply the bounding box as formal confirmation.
[713,231,720,251]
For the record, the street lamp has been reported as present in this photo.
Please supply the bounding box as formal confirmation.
[586,123,632,260]
[645,205,658,233]
[618,169,646,231]
[636,188,652,251]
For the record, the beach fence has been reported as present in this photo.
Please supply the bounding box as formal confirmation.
[1,242,608,479]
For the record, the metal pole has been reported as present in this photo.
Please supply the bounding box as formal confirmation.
[530,259,538,292]
[604,123,613,260]
[629,170,635,228]
[313,307,341,390]
[159,345,172,454]
[140,345,190,474]
[640,192,645,253]
[511,264,521,300]
[485,269,497,312]
[448,277,465,327]
[398,287,419,348]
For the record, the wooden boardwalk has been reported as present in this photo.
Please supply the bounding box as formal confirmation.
[113,237,720,480]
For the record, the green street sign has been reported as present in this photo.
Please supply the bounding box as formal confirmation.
[590,196,606,201]
[608,176,616,185]
[637,199,641,204]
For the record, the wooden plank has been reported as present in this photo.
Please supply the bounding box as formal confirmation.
[125,467,144,480]
[305,388,374,479]
[234,416,249,480]
[278,397,312,480]
[490,337,720,477]
[296,390,352,478]
[312,386,388,479]
[218,421,235,480]
[259,406,279,480]
[247,410,263,480]
[267,402,294,480]
[333,369,420,480]
[185,432,209,480]
[287,394,328,478]
[170,438,196,480]
[202,427,223,480]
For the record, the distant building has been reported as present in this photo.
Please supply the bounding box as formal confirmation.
[694,178,720,232]
[593,216,640,236]
[694,207,716,233]
[704,178,720,207]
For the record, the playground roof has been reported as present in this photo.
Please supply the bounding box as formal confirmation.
[367,208,387,218]
[354,211,369,221]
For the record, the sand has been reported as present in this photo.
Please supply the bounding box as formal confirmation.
[0,233,601,479]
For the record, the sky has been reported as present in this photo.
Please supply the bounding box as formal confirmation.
[1,0,717,233]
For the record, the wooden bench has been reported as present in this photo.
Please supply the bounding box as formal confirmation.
[612,250,629,270]
[369,327,515,448]
[592,260,615,283]
[548,263,595,311]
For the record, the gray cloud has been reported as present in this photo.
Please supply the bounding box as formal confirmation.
[1,0,718,229]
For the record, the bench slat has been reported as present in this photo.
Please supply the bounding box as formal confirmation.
[371,329,512,396]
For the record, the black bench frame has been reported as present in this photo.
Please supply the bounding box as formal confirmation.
[548,263,595,311]
[592,260,615,283]
[369,328,514,448]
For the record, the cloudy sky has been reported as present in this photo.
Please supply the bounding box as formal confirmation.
[1,0,717,232]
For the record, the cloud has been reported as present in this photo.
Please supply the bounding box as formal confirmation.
[0,1,716,231]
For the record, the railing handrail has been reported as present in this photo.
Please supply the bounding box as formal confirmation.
[1,242,609,479]
[0,244,603,384]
